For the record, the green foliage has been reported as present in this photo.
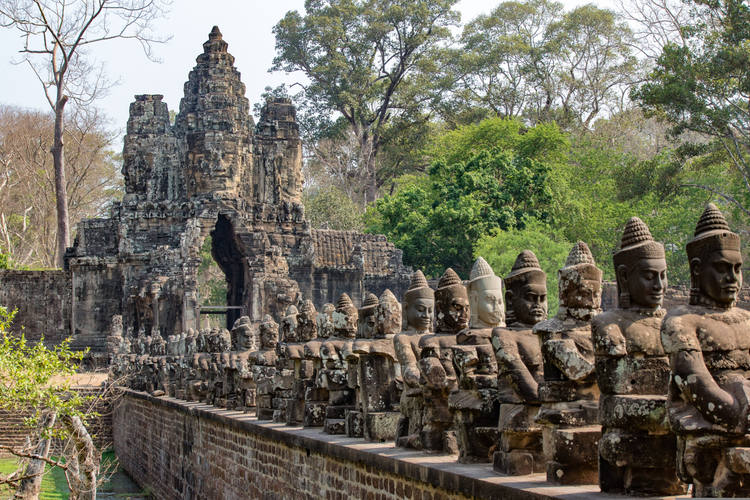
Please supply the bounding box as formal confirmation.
[475,221,571,315]
[0,307,88,431]
[632,0,750,216]
[0,252,9,270]
[198,237,228,307]
[302,185,364,230]
[0,456,68,499]
[365,118,567,276]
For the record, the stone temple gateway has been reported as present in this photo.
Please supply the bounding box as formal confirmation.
[61,26,410,353]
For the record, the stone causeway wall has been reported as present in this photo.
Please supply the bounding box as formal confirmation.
[113,390,642,500]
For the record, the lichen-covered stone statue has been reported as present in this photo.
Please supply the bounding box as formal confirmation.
[321,293,358,434]
[418,268,469,453]
[291,300,317,424]
[353,289,402,441]
[451,256,503,463]
[251,314,279,420]
[661,204,750,497]
[592,217,685,495]
[394,270,434,448]
[274,305,302,423]
[230,316,257,412]
[345,292,379,437]
[534,241,602,484]
[492,250,548,475]
[303,302,333,427]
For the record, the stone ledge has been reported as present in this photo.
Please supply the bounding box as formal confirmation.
[120,390,687,499]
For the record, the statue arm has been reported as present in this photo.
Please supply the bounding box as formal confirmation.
[418,345,447,388]
[543,338,595,381]
[592,321,627,357]
[394,335,420,387]
[494,336,538,402]
[672,348,748,431]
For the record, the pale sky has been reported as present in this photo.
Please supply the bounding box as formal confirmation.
[0,0,608,140]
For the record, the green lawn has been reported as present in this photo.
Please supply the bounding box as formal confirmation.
[0,450,147,499]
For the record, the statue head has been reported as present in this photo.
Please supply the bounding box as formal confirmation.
[281,304,299,342]
[467,256,504,328]
[298,299,318,341]
[505,250,548,326]
[232,315,254,351]
[558,241,602,312]
[317,303,335,339]
[403,270,434,333]
[358,292,379,339]
[259,314,279,349]
[435,268,470,333]
[376,289,401,338]
[687,203,742,307]
[614,217,667,310]
[333,293,358,338]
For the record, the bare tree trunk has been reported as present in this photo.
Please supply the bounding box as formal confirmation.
[14,412,57,500]
[62,415,99,500]
[52,96,70,269]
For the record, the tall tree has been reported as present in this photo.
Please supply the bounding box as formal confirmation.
[632,0,750,216]
[271,0,459,204]
[0,105,120,268]
[0,0,169,267]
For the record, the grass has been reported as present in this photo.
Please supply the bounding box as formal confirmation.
[0,450,148,499]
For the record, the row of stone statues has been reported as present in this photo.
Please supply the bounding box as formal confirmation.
[108,203,750,497]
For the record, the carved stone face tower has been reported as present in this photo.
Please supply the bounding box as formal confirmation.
[64,27,409,353]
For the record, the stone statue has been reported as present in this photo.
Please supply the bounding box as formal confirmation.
[274,305,301,423]
[452,256,503,463]
[321,293,358,434]
[492,250,548,475]
[592,217,686,495]
[230,316,257,412]
[291,300,317,424]
[346,292,379,437]
[352,291,402,441]
[417,268,469,453]
[303,302,334,427]
[251,314,280,420]
[534,241,602,484]
[394,270,434,448]
[661,204,750,497]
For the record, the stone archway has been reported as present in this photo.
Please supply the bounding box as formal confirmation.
[209,214,246,329]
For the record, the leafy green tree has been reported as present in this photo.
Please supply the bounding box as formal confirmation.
[447,0,636,128]
[632,0,750,216]
[365,118,567,276]
[271,0,459,203]
[475,220,571,315]
[303,185,364,230]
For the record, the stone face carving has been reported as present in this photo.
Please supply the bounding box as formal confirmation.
[592,217,685,495]
[534,241,602,484]
[321,294,358,434]
[274,305,302,423]
[230,316,257,411]
[452,257,503,463]
[303,303,334,427]
[353,290,402,441]
[661,204,750,498]
[492,250,548,475]
[345,292,379,437]
[394,271,434,448]
[418,268,469,453]
[251,315,279,420]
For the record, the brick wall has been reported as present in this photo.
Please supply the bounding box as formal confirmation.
[114,391,586,500]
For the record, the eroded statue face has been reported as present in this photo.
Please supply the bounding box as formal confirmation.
[359,310,377,338]
[623,257,667,309]
[439,294,470,332]
[561,275,601,310]
[510,281,547,326]
[260,323,279,349]
[475,287,504,326]
[695,249,743,305]
[405,298,434,332]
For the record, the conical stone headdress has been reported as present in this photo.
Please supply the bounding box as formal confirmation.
[469,256,503,290]
[359,292,379,315]
[613,217,665,269]
[435,268,466,304]
[686,203,740,260]
[404,270,434,303]
[505,250,546,285]
[560,241,602,282]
